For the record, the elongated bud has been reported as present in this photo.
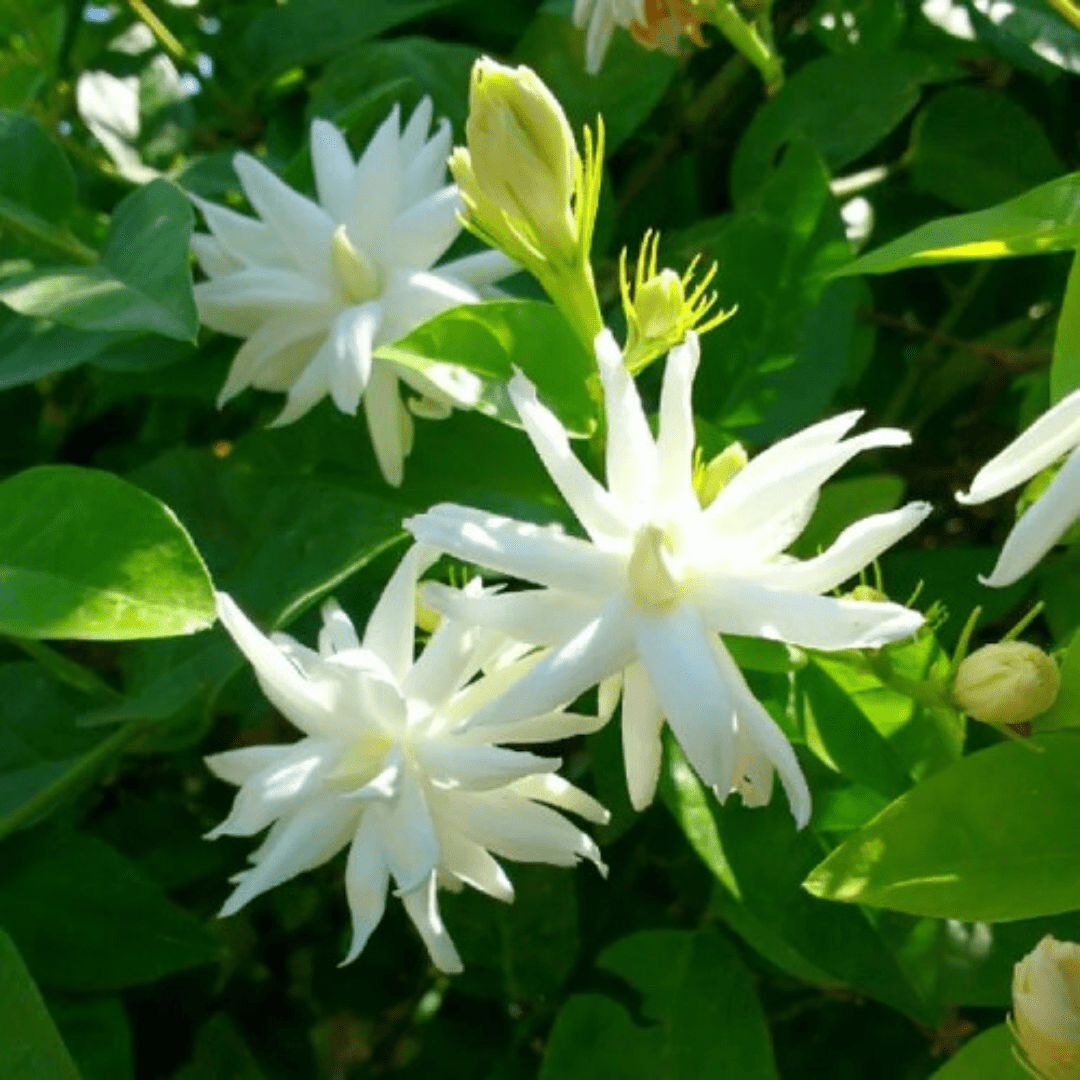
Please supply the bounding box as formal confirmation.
[953,642,1060,726]
[1011,936,1080,1080]
[694,443,748,508]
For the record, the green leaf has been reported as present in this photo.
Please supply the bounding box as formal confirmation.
[0,828,219,991]
[804,733,1080,921]
[377,300,599,437]
[661,745,940,1022]
[730,51,954,202]
[0,180,198,341]
[0,109,76,221]
[540,929,778,1080]
[49,996,133,1080]
[0,926,81,1080]
[967,0,1080,77]
[173,1014,267,1080]
[908,87,1062,212]
[1051,250,1080,403]
[1036,628,1080,731]
[836,173,1080,276]
[0,465,215,640]
[790,474,906,558]
[243,0,456,77]
[929,1025,1028,1079]
[0,318,120,390]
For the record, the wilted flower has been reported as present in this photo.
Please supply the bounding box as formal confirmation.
[954,642,1060,726]
[207,546,607,972]
[1011,935,1080,1080]
[190,100,515,485]
[573,0,707,73]
[407,331,930,821]
[956,388,1080,586]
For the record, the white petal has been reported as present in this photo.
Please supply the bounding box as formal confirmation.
[573,0,597,28]
[510,773,610,825]
[632,606,737,798]
[363,361,408,486]
[508,368,629,544]
[420,582,599,647]
[194,270,332,337]
[379,769,441,893]
[437,825,514,901]
[378,268,478,343]
[655,333,701,512]
[621,660,665,810]
[363,544,438,680]
[981,446,1080,586]
[406,504,625,596]
[417,740,558,790]
[340,811,390,964]
[697,578,924,650]
[753,502,933,594]
[583,4,618,73]
[400,870,462,973]
[215,592,336,735]
[349,105,403,255]
[958,388,1080,505]
[310,118,357,224]
[403,115,453,205]
[190,233,239,278]
[594,330,659,516]
[233,152,335,286]
[439,250,518,289]
[470,595,637,729]
[400,96,434,164]
[443,649,547,725]
[191,194,293,269]
[477,709,607,745]
[217,312,331,406]
[269,336,334,426]
[205,744,287,787]
[326,302,382,414]
[712,640,811,827]
[388,186,462,271]
[318,598,361,655]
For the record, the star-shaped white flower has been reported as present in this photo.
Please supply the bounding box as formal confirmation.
[207,546,607,972]
[573,0,646,73]
[407,332,931,823]
[956,388,1080,587]
[190,99,515,485]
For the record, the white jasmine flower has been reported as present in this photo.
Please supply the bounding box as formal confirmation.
[573,0,706,73]
[956,389,1080,586]
[190,100,516,485]
[207,546,607,972]
[574,0,647,73]
[1011,935,1080,1080]
[407,332,930,823]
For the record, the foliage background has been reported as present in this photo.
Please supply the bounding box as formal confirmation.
[1,0,1079,1076]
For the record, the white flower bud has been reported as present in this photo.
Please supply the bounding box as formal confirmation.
[1011,935,1080,1080]
[953,642,1060,726]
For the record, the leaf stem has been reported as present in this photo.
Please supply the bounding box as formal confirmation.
[5,637,123,701]
[705,1,784,93]
[127,0,187,62]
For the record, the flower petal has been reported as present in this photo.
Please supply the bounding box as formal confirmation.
[318,598,361,656]
[191,194,293,269]
[378,268,479,343]
[349,105,402,254]
[436,823,514,901]
[417,739,559,790]
[621,659,666,810]
[190,233,239,278]
[982,446,1080,586]
[388,186,462,271]
[476,709,607,745]
[340,810,390,964]
[327,302,382,415]
[310,118,357,223]
[439,249,518,289]
[217,312,330,406]
[400,870,462,973]
[363,544,437,681]
[510,773,610,825]
[400,96,434,165]
[364,360,410,486]
[655,332,700,512]
[958,388,1080,505]
[379,767,441,893]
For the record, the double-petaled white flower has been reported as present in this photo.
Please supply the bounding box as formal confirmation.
[206,546,607,972]
[407,332,930,823]
[957,389,1080,587]
[190,100,514,485]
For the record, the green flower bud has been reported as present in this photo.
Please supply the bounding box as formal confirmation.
[953,642,1060,726]
[694,443,748,508]
[845,584,890,604]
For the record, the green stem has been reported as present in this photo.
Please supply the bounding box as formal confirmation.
[127,0,187,62]
[706,1,784,94]
[0,722,144,842]
[1047,0,1080,32]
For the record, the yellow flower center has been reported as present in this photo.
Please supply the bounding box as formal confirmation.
[628,524,682,610]
[331,224,381,304]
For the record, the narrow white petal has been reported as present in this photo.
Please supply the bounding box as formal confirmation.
[400,96,434,163]
[437,825,514,902]
[327,302,382,415]
[192,194,293,269]
[443,649,547,726]
[402,116,451,206]
[363,544,437,681]
[470,595,636,730]
[318,598,361,655]
[417,739,558,790]
[379,769,441,893]
[439,250,518,289]
[349,105,402,253]
[754,502,933,594]
[584,5,617,73]
[633,606,737,798]
[598,671,623,723]
[400,870,462,973]
[621,660,665,810]
[982,446,1080,586]
[712,640,811,828]
[594,330,658,516]
[387,186,462,271]
[215,592,336,735]
[269,337,334,426]
[477,710,607,745]
[190,233,239,278]
[194,269,331,335]
[655,333,700,511]
[406,504,625,596]
[510,773,610,825]
[310,118,357,223]
[958,388,1080,504]
[420,582,600,647]
[217,313,330,406]
[363,361,408,486]
[573,0,597,28]
[378,269,478,343]
[508,369,629,543]
[340,811,390,964]
[205,744,286,787]
[697,578,924,650]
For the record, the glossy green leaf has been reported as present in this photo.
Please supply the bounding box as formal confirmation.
[0,828,219,991]
[730,51,953,202]
[929,1025,1028,1079]
[908,87,1062,211]
[0,109,76,221]
[805,733,1080,921]
[173,1014,267,1080]
[0,180,197,341]
[0,319,120,390]
[1035,628,1080,732]
[836,173,1080,276]
[0,465,215,640]
[378,299,599,437]
[540,929,778,1080]
[0,926,81,1080]
[1051,250,1080,403]
[967,0,1080,77]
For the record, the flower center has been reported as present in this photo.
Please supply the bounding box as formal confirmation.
[627,523,682,610]
[331,224,381,304]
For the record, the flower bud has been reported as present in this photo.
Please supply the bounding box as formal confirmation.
[845,584,890,604]
[1011,936,1080,1080]
[694,443,748,508]
[455,58,580,262]
[953,642,1060,726]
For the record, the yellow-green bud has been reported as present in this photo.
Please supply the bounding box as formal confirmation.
[845,584,890,604]
[953,642,1060,725]
[694,443,748,508]
[627,525,682,610]
[634,268,685,340]
[1011,936,1080,1080]
[456,58,579,262]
